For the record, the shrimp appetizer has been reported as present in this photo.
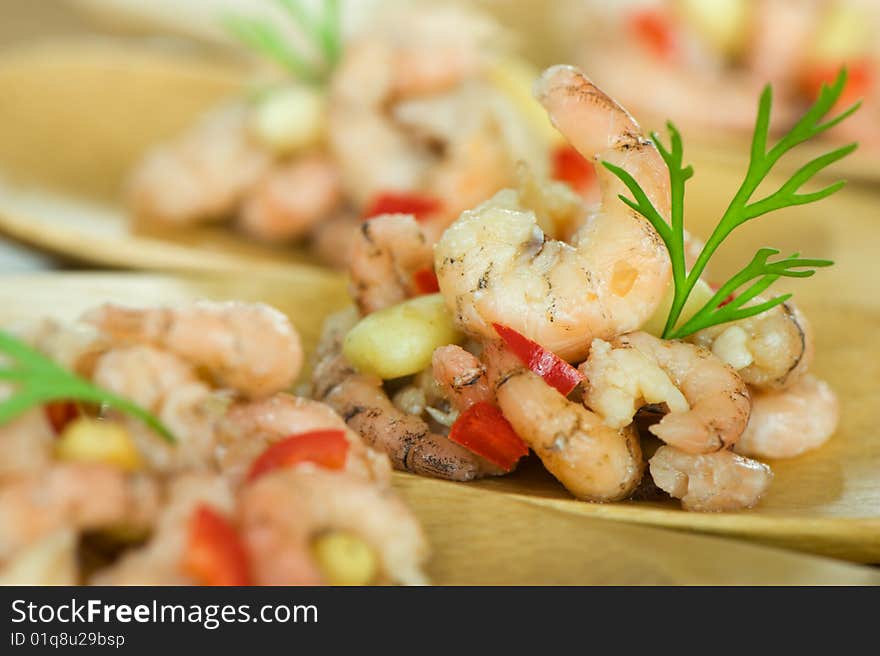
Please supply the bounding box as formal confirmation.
[0,301,427,585]
[575,0,879,150]
[126,3,575,267]
[313,61,855,512]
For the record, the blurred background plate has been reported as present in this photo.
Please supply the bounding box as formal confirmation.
[0,38,329,272]
[1,270,879,584]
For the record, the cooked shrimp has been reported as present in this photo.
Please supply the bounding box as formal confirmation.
[431,344,492,412]
[239,468,428,585]
[649,445,773,512]
[736,375,838,459]
[328,40,432,206]
[435,65,670,362]
[350,214,434,315]
[92,345,221,472]
[484,342,643,502]
[689,300,812,391]
[127,104,271,225]
[392,85,526,236]
[0,464,158,561]
[238,154,342,242]
[85,301,302,398]
[20,318,108,377]
[217,393,391,486]
[748,0,821,86]
[581,332,750,453]
[0,406,54,477]
[322,374,501,481]
[93,473,234,585]
[328,7,518,210]
[311,311,500,481]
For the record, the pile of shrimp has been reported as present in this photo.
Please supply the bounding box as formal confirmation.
[0,301,427,585]
[127,5,554,267]
[575,0,880,148]
[313,64,839,512]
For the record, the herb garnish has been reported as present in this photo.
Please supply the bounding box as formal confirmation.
[222,0,342,84]
[604,69,858,339]
[0,330,175,442]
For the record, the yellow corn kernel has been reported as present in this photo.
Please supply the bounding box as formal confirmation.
[311,531,379,586]
[250,84,326,155]
[55,417,142,472]
[642,277,715,337]
[487,57,564,146]
[342,293,463,379]
[677,0,750,58]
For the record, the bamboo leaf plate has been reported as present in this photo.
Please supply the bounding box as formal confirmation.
[0,39,321,272]
[0,271,878,567]
[1,271,880,583]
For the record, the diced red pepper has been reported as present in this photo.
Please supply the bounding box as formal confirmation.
[246,430,349,483]
[413,267,440,294]
[492,323,584,396]
[448,402,528,472]
[183,505,251,586]
[552,144,596,193]
[627,8,677,60]
[363,192,443,222]
[44,401,80,434]
[801,59,874,107]
[708,282,735,307]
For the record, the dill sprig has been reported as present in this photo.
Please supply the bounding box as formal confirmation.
[0,330,175,442]
[604,68,859,339]
[222,0,342,84]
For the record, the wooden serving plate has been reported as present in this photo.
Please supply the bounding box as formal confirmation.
[0,39,320,272]
[1,271,879,584]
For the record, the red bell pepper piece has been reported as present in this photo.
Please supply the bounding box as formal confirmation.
[448,402,528,472]
[627,8,677,60]
[552,144,596,193]
[44,401,80,434]
[708,282,736,307]
[413,268,441,294]
[246,429,349,483]
[363,192,443,222]
[801,59,874,107]
[492,323,584,396]
[184,505,251,586]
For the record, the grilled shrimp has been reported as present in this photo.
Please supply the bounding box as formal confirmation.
[239,468,428,585]
[85,301,302,398]
[581,332,750,453]
[0,464,158,562]
[649,445,773,512]
[238,154,342,242]
[217,394,391,486]
[435,65,670,362]
[93,474,234,585]
[689,301,812,391]
[431,344,492,412]
[484,342,642,502]
[736,375,838,459]
[127,104,271,226]
[350,214,434,315]
[312,310,500,481]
